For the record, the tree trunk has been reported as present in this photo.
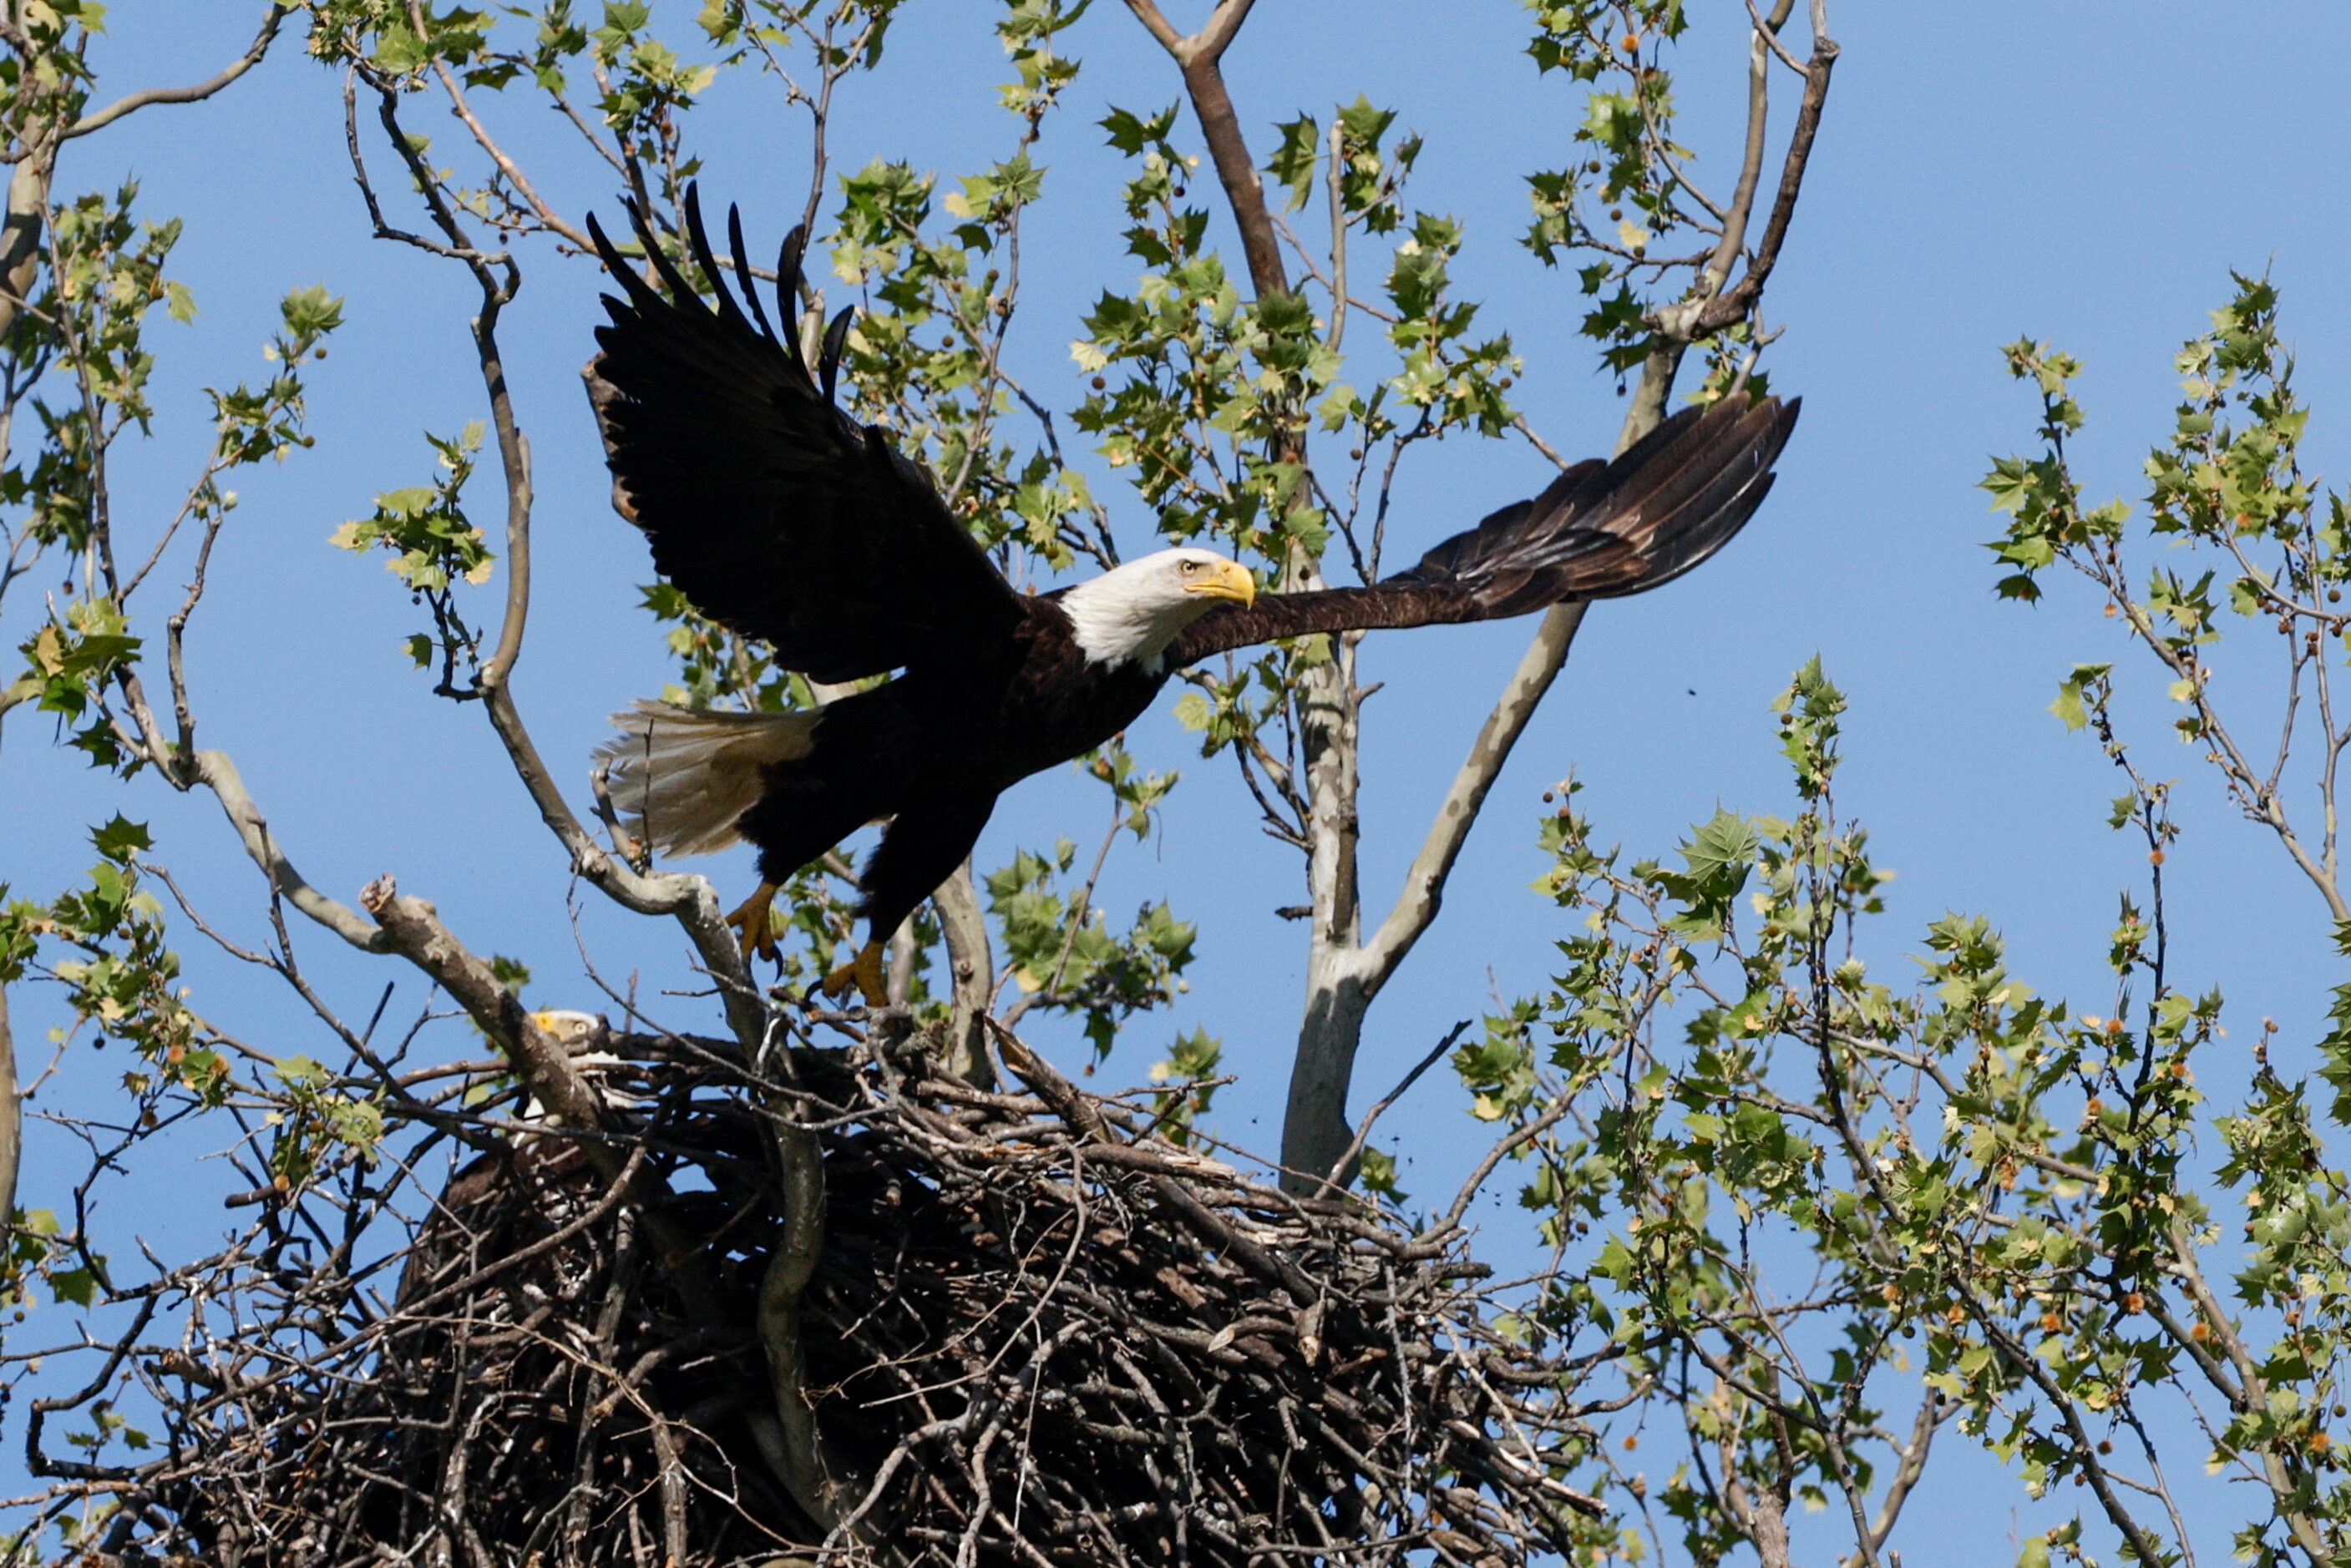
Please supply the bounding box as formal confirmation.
[1276,343,1685,1191]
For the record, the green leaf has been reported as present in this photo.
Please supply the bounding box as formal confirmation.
[1358,1144,1406,1203]
[2050,664,2111,731]
[490,954,531,999]
[1100,101,1178,155]
[1266,114,1320,211]
[50,1267,95,1308]
[1335,94,1396,148]
[90,814,150,863]
[1684,810,1757,883]
[278,282,345,346]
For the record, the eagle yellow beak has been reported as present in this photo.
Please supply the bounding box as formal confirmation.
[1184,559,1256,607]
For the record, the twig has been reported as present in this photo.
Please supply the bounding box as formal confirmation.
[1313,1021,1468,1201]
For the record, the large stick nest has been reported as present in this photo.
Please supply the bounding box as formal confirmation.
[138,1024,1595,1565]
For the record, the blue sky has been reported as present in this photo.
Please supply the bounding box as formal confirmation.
[8,3,2351,1560]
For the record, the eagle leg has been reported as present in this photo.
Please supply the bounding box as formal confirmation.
[725,881,782,968]
[818,940,887,1008]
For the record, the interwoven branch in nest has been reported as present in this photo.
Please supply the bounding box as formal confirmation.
[84,1020,1599,1566]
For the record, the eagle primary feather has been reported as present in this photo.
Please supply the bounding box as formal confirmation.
[583,200,1021,684]
[585,187,1800,1003]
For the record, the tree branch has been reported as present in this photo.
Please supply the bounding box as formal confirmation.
[62,6,289,140]
[1690,29,1838,335]
[1742,0,1807,73]
[1311,1019,1467,1200]
[1355,603,1588,993]
[364,78,765,1040]
[1864,1388,1948,1553]
[1118,0,1185,56]
[0,982,17,1234]
[1359,2,1840,1024]
[415,3,592,252]
[1193,0,1257,62]
[753,1014,844,1534]
[357,874,725,1307]
[0,153,48,341]
[1127,0,1284,297]
[1710,1,1791,298]
[190,749,387,953]
[360,875,600,1129]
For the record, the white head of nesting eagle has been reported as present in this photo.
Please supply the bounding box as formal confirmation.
[584,189,1799,1006]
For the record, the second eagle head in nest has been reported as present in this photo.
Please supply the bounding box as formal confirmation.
[582,186,1798,1008]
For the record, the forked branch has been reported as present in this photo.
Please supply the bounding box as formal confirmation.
[1124,0,1285,299]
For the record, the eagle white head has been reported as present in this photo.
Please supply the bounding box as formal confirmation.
[1058,548,1257,671]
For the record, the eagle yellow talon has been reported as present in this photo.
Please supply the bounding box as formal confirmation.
[818,939,887,1008]
[725,881,782,968]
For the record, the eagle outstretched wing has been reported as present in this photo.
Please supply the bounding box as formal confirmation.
[584,188,1023,684]
[1168,392,1797,664]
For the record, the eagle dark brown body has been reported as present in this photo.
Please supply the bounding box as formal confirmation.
[584,189,1799,1002]
[727,604,1166,938]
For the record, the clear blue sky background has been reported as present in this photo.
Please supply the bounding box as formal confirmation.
[7,4,2350,1560]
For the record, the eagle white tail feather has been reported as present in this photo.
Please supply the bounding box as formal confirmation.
[595,700,819,858]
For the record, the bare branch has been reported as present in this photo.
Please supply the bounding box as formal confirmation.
[1743,0,1807,73]
[1352,3,1842,1041]
[190,749,387,953]
[1355,603,1588,993]
[0,155,48,341]
[1312,1019,1467,1199]
[1690,31,1839,335]
[0,982,16,1235]
[424,55,591,251]
[1710,1,1793,298]
[1864,1388,1948,1552]
[1510,412,1573,473]
[1119,0,1185,55]
[1191,0,1258,62]
[357,875,727,1311]
[1127,0,1285,297]
[361,78,766,1035]
[752,1014,843,1533]
[1325,115,1349,352]
[61,5,288,140]
[928,862,996,1087]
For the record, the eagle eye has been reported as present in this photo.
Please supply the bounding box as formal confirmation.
[1180,559,1200,574]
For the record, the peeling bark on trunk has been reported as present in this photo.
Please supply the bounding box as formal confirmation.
[0,152,51,342]
[1284,613,1364,1186]
[934,859,995,1088]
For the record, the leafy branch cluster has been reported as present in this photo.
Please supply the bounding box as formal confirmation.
[1987,275,2351,928]
[1412,281,2351,1567]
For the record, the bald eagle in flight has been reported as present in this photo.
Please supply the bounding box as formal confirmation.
[584,191,1797,1005]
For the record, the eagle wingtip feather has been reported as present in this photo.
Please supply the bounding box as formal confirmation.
[727,204,777,343]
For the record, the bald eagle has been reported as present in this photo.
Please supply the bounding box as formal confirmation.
[584,191,1797,1004]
